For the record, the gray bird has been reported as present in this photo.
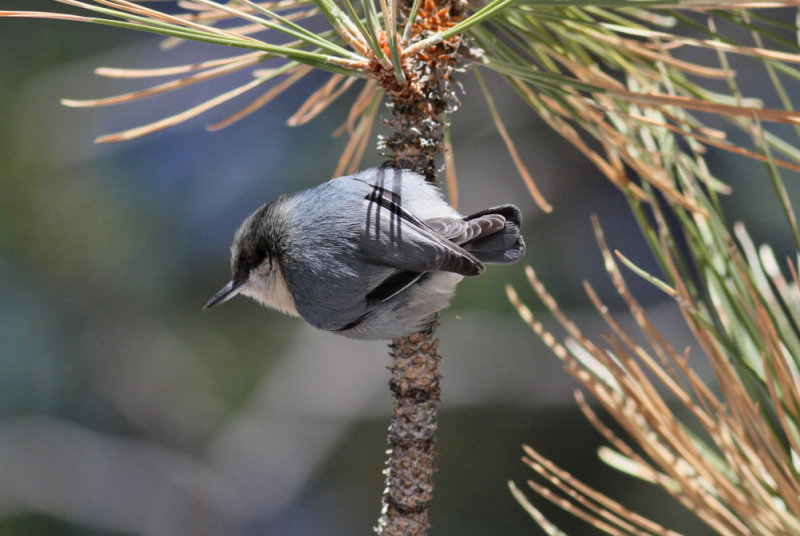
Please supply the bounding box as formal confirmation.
[204,167,525,340]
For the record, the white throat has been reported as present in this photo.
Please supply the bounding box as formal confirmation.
[241,261,299,317]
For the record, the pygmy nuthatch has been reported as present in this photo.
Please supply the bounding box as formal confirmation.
[205,167,525,339]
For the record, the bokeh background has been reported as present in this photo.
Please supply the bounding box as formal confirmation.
[2,3,798,535]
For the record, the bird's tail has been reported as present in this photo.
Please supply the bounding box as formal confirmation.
[462,205,526,264]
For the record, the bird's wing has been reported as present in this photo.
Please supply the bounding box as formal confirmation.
[425,214,506,245]
[366,270,425,303]
[359,185,485,277]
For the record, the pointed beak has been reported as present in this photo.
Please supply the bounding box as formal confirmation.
[203,279,246,310]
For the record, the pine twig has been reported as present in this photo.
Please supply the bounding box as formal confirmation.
[378,323,442,535]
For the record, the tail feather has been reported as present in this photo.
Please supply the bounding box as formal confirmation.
[461,204,525,264]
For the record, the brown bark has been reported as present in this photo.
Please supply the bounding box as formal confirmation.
[376,323,441,535]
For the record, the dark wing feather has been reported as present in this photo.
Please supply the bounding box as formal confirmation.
[460,205,525,264]
[366,271,425,303]
[426,214,506,245]
[359,186,484,277]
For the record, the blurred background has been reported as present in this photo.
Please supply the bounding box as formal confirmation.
[2,3,798,535]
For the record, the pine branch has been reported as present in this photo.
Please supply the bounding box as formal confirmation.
[378,325,441,535]
[375,1,476,533]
